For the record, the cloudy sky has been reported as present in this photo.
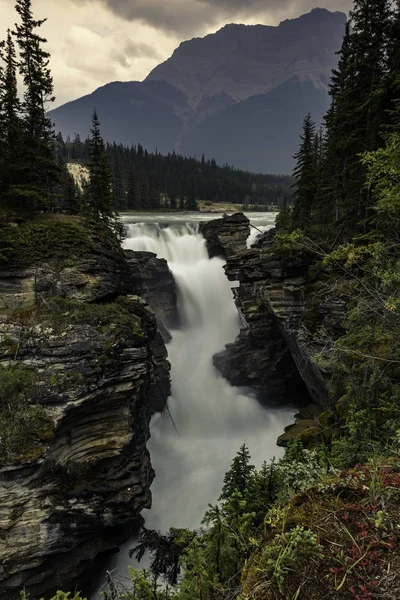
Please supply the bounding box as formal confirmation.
[0,0,352,107]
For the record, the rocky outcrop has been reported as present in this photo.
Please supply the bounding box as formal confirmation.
[0,220,171,599]
[0,223,131,311]
[213,283,309,405]
[218,226,346,408]
[200,213,250,258]
[125,249,178,341]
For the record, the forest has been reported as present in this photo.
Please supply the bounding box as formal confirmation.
[56,134,292,212]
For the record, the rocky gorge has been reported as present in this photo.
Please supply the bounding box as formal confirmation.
[0,211,346,599]
[0,217,176,599]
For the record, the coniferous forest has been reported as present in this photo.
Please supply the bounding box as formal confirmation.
[1,0,400,599]
[57,136,293,212]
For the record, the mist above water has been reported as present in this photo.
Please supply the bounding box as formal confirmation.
[126,220,292,525]
[100,215,294,586]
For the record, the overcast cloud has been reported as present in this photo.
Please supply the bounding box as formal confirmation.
[0,0,352,107]
[90,0,351,34]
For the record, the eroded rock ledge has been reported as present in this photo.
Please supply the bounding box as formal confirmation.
[0,219,175,599]
[199,212,250,258]
[202,214,345,408]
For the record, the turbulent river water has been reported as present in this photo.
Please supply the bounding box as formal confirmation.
[94,213,295,593]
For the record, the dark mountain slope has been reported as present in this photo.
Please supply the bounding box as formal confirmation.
[180,77,329,173]
[49,80,190,153]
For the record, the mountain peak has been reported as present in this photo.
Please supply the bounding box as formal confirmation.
[146,8,346,108]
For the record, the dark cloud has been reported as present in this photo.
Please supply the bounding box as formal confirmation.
[111,40,161,67]
[81,0,352,35]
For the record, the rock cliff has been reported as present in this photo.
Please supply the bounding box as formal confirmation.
[200,213,250,258]
[203,215,345,408]
[126,249,179,342]
[0,218,174,599]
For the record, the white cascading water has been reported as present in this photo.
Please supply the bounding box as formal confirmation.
[97,219,294,587]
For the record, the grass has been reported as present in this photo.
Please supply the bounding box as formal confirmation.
[0,217,95,264]
[6,296,145,337]
[0,364,54,463]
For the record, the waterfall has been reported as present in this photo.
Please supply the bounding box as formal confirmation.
[97,218,294,587]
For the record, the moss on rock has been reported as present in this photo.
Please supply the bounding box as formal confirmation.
[0,218,95,265]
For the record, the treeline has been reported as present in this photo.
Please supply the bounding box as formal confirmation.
[285,0,400,239]
[56,134,293,211]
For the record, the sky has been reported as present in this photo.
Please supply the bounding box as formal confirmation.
[0,0,352,108]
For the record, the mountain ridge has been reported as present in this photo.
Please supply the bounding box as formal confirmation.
[49,8,347,173]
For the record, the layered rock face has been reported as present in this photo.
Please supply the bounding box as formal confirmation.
[199,213,250,258]
[203,215,345,407]
[126,249,179,341]
[223,229,346,407]
[0,222,174,599]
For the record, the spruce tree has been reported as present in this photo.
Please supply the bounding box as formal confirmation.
[112,162,126,211]
[291,114,317,229]
[383,0,400,120]
[323,1,392,233]
[13,0,60,211]
[0,30,22,209]
[219,444,255,501]
[86,110,114,216]
[127,167,138,210]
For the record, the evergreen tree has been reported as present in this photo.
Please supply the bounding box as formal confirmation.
[186,176,198,211]
[219,444,255,501]
[0,30,23,210]
[13,0,60,211]
[58,158,80,214]
[291,114,317,228]
[112,161,126,211]
[383,0,400,121]
[86,110,122,237]
[323,1,392,233]
[126,167,138,210]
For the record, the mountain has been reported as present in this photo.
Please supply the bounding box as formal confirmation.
[49,8,347,174]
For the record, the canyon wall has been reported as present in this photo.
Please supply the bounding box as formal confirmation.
[0,219,176,599]
[201,214,345,408]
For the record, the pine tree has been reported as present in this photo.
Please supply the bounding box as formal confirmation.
[13,0,61,211]
[383,0,400,121]
[127,167,138,210]
[186,176,198,211]
[86,110,122,237]
[219,444,255,501]
[0,30,23,209]
[291,114,317,229]
[59,158,80,214]
[112,161,126,211]
[322,2,392,234]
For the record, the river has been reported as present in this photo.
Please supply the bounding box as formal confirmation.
[93,212,295,593]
